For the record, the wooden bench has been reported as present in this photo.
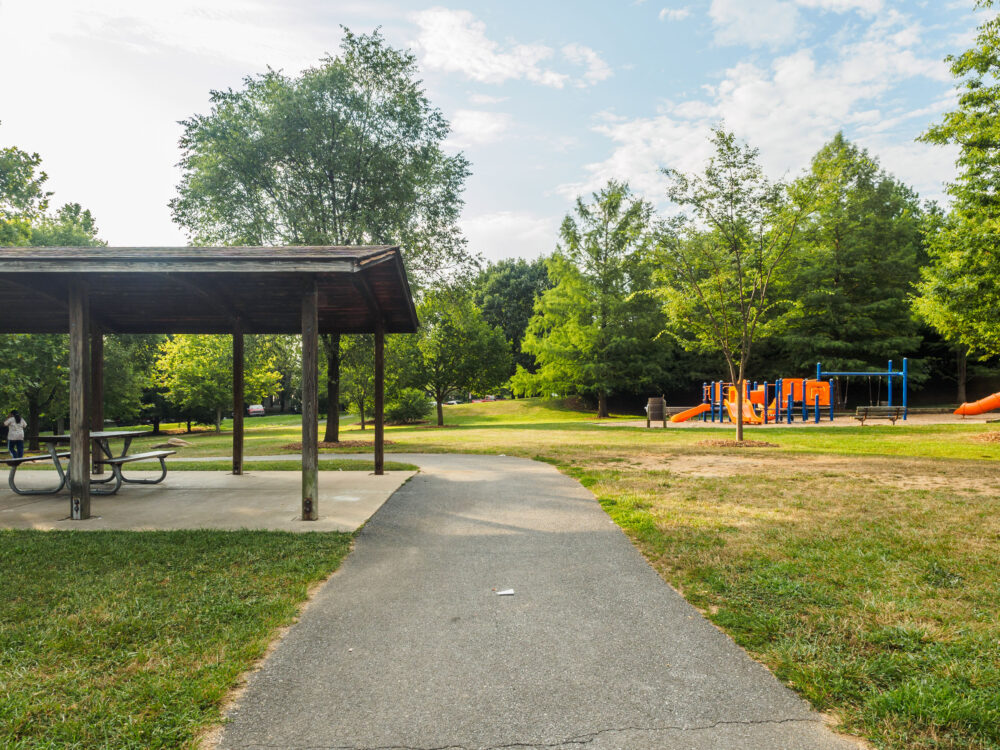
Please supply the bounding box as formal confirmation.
[854,406,904,425]
[97,450,175,485]
[3,452,72,495]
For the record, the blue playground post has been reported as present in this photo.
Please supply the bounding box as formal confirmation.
[829,379,834,421]
[888,359,893,407]
[802,385,807,421]
[763,382,769,425]
[787,390,794,424]
[814,394,819,424]
[776,379,782,423]
[902,358,908,419]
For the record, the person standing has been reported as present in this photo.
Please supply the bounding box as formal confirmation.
[4,411,26,459]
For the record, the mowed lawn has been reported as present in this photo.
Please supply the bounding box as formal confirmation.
[5,401,1000,749]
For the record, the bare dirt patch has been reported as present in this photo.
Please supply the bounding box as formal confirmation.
[629,451,1000,496]
[970,431,1000,443]
[282,440,392,450]
[697,439,779,448]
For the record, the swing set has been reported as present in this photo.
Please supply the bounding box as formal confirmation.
[816,359,908,420]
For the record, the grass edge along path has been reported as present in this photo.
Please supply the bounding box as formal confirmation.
[551,458,1000,750]
[0,529,353,749]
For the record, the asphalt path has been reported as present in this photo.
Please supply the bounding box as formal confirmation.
[217,453,860,750]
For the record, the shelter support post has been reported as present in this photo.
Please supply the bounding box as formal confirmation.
[233,321,244,475]
[69,282,91,520]
[375,321,384,476]
[90,329,104,475]
[301,283,319,520]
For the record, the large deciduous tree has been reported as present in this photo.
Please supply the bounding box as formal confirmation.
[154,335,281,431]
[171,29,475,441]
[655,129,815,441]
[410,293,510,426]
[515,181,669,418]
[472,257,551,378]
[916,1,1000,357]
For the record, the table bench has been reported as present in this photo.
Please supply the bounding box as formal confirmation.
[3,452,72,495]
[854,406,905,425]
[97,450,176,485]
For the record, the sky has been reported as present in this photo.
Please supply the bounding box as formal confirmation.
[0,0,984,262]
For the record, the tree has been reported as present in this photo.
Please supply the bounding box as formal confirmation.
[472,257,551,377]
[410,293,510,426]
[340,334,375,430]
[0,133,49,246]
[916,2,1000,357]
[515,181,669,417]
[171,29,476,442]
[775,135,924,387]
[154,335,281,431]
[655,129,815,440]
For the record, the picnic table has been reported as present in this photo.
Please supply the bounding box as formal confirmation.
[5,430,174,496]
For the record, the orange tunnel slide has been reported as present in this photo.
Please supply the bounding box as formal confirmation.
[954,391,1000,416]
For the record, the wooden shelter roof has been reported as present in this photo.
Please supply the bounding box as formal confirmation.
[0,245,418,334]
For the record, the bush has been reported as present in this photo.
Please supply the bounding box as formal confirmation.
[386,388,432,424]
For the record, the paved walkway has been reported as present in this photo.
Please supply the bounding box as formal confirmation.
[218,453,860,750]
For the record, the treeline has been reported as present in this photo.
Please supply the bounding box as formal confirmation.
[3,12,999,431]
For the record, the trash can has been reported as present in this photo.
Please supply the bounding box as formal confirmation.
[646,397,666,427]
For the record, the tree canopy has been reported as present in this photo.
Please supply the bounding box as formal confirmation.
[515,181,671,417]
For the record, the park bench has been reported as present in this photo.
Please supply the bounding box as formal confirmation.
[97,450,176,485]
[3,452,72,495]
[853,405,904,425]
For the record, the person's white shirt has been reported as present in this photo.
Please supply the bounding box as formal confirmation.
[4,416,26,441]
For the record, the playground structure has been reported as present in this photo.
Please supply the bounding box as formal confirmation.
[955,391,1000,416]
[671,359,909,424]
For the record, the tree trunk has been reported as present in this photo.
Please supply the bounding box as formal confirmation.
[323,334,340,442]
[27,398,41,451]
[736,382,745,442]
[215,406,222,432]
[358,400,366,430]
[957,348,968,404]
[437,399,444,427]
[597,391,609,419]
[186,419,192,433]
[152,417,161,435]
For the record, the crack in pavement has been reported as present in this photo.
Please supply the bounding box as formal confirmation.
[233,716,827,750]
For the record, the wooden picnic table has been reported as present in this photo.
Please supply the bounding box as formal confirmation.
[5,430,172,496]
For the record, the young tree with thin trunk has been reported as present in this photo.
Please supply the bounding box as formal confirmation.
[655,129,815,441]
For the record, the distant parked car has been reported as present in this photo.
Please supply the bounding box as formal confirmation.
[446,400,461,405]
[247,404,266,417]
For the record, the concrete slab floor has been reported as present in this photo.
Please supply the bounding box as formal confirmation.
[0,470,415,532]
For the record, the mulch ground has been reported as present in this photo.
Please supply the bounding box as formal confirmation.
[696,439,780,448]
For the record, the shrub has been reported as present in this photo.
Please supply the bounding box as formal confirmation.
[386,388,432,424]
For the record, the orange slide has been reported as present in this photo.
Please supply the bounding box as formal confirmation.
[954,391,1000,416]
[670,403,712,423]
[724,385,764,424]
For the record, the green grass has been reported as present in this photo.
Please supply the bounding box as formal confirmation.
[0,530,352,749]
[8,399,1000,749]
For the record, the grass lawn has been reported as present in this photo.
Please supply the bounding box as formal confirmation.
[7,400,999,749]
[1,530,352,749]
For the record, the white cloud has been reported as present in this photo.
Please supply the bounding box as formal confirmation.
[709,0,885,48]
[461,211,558,261]
[447,110,514,147]
[709,0,803,48]
[659,7,692,21]
[409,7,568,87]
[796,0,882,12]
[560,12,954,203]
[562,43,613,86]
[468,93,509,105]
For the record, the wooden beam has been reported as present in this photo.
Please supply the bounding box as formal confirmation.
[301,281,319,520]
[233,320,244,476]
[90,330,104,475]
[68,281,91,520]
[374,319,385,476]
